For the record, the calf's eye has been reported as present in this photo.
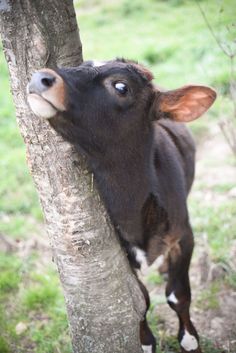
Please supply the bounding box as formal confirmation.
[114,82,128,95]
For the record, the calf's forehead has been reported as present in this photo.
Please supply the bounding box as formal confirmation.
[82,59,129,68]
[57,59,153,84]
[86,60,153,81]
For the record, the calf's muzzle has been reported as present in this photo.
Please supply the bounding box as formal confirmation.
[28,71,56,95]
[27,68,66,118]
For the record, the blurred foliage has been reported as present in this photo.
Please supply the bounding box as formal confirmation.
[197,281,221,310]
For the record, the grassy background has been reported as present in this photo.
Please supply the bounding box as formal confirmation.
[0,0,235,352]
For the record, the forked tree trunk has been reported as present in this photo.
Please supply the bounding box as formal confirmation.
[0,1,145,352]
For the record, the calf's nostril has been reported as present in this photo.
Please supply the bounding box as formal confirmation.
[41,76,56,88]
[28,71,57,95]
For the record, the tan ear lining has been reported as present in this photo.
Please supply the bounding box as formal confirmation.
[158,85,217,122]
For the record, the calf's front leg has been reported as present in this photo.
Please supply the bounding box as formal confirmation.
[165,225,201,353]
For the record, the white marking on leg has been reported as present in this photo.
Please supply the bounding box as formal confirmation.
[180,330,198,351]
[92,61,106,67]
[142,345,152,353]
[167,292,178,304]
[134,247,147,265]
[133,247,149,274]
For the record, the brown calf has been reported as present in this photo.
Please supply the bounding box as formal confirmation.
[27,59,216,353]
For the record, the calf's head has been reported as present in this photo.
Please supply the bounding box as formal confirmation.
[27,59,216,152]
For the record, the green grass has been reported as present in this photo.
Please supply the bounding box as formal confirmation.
[77,0,234,91]
[197,281,221,310]
[146,271,165,286]
[211,182,236,193]
[0,214,42,239]
[227,271,236,289]
[190,199,236,262]
[0,254,22,294]
[0,0,236,352]
[0,251,71,353]
[200,338,227,353]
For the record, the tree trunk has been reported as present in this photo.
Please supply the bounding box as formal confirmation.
[0,1,145,352]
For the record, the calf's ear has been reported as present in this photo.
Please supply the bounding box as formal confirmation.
[154,85,217,122]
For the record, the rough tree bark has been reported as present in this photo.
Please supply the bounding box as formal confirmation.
[0,1,145,352]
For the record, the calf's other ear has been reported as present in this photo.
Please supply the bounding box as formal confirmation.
[154,85,217,122]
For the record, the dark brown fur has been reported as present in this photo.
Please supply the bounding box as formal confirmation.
[27,59,216,353]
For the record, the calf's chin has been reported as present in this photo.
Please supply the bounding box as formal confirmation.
[27,93,58,119]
